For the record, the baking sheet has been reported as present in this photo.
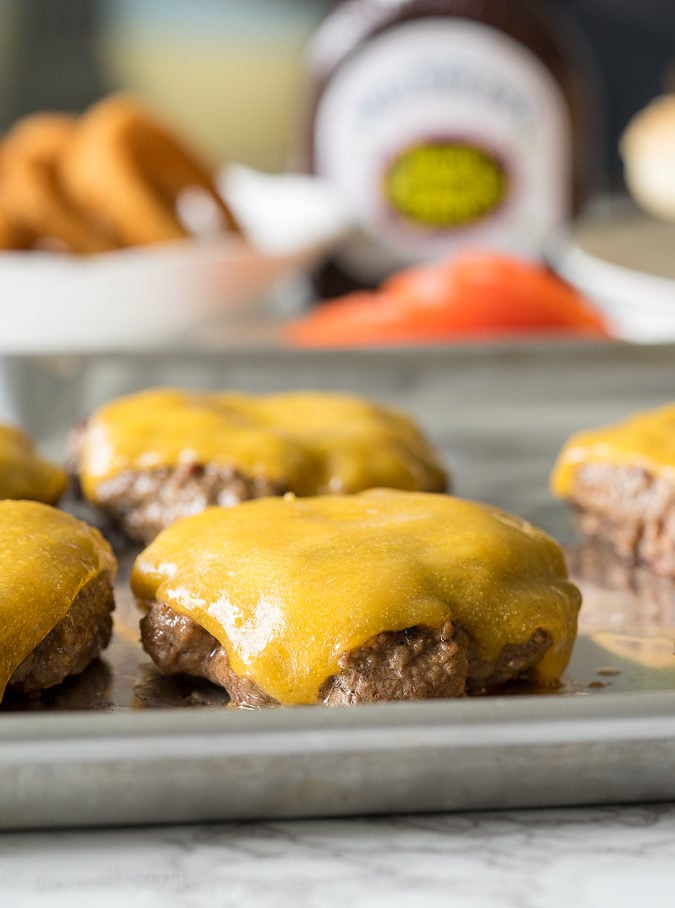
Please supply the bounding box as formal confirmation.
[1,342,675,828]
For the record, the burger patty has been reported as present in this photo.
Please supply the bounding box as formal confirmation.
[569,463,675,576]
[140,602,552,707]
[7,572,115,696]
[92,465,286,544]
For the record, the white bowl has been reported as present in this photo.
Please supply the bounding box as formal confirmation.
[0,166,351,353]
[549,202,675,343]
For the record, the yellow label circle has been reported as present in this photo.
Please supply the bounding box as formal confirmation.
[384,143,508,228]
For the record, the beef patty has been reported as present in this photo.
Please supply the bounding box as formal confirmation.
[72,389,449,544]
[140,602,552,707]
[569,463,675,577]
[92,464,286,544]
[7,572,114,697]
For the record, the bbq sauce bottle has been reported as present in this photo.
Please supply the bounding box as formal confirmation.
[304,0,597,295]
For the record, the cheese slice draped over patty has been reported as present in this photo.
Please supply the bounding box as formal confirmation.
[78,388,448,502]
[552,403,675,497]
[132,489,581,706]
[0,500,116,698]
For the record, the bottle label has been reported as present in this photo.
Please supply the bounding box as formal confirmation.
[313,18,571,281]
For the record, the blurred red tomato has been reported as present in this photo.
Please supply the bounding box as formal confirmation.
[286,252,610,347]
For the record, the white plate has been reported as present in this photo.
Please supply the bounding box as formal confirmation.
[549,202,675,343]
[0,166,351,354]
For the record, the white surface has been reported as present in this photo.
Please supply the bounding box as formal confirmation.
[1,806,675,907]
[221,165,352,257]
[0,168,350,354]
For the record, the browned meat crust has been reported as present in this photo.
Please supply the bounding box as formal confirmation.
[7,572,115,696]
[568,464,675,577]
[465,629,554,694]
[139,603,277,708]
[320,622,469,704]
[140,602,552,707]
[93,465,286,544]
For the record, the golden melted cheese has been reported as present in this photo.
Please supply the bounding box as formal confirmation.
[78,388,447,503]
[0,424,66,504]
[552,403,675,497]
[131,489,581,705]
[0,500,116,699]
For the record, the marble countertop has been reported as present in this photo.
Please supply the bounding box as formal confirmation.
[2,805,674,907]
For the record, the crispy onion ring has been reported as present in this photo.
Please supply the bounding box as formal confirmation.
[0,113,119,253]
[60,95,240,246]
[0,200,34,250]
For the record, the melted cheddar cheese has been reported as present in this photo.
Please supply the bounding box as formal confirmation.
[0,424,66,504]
[0,500,116,699]
[78,388,447,503]
[552,403,675,497]
[131,489,581,705]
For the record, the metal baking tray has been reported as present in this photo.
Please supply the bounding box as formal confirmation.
[1,342,675,829]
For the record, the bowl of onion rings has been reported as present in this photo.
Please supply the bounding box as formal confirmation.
[0,95,351,353]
